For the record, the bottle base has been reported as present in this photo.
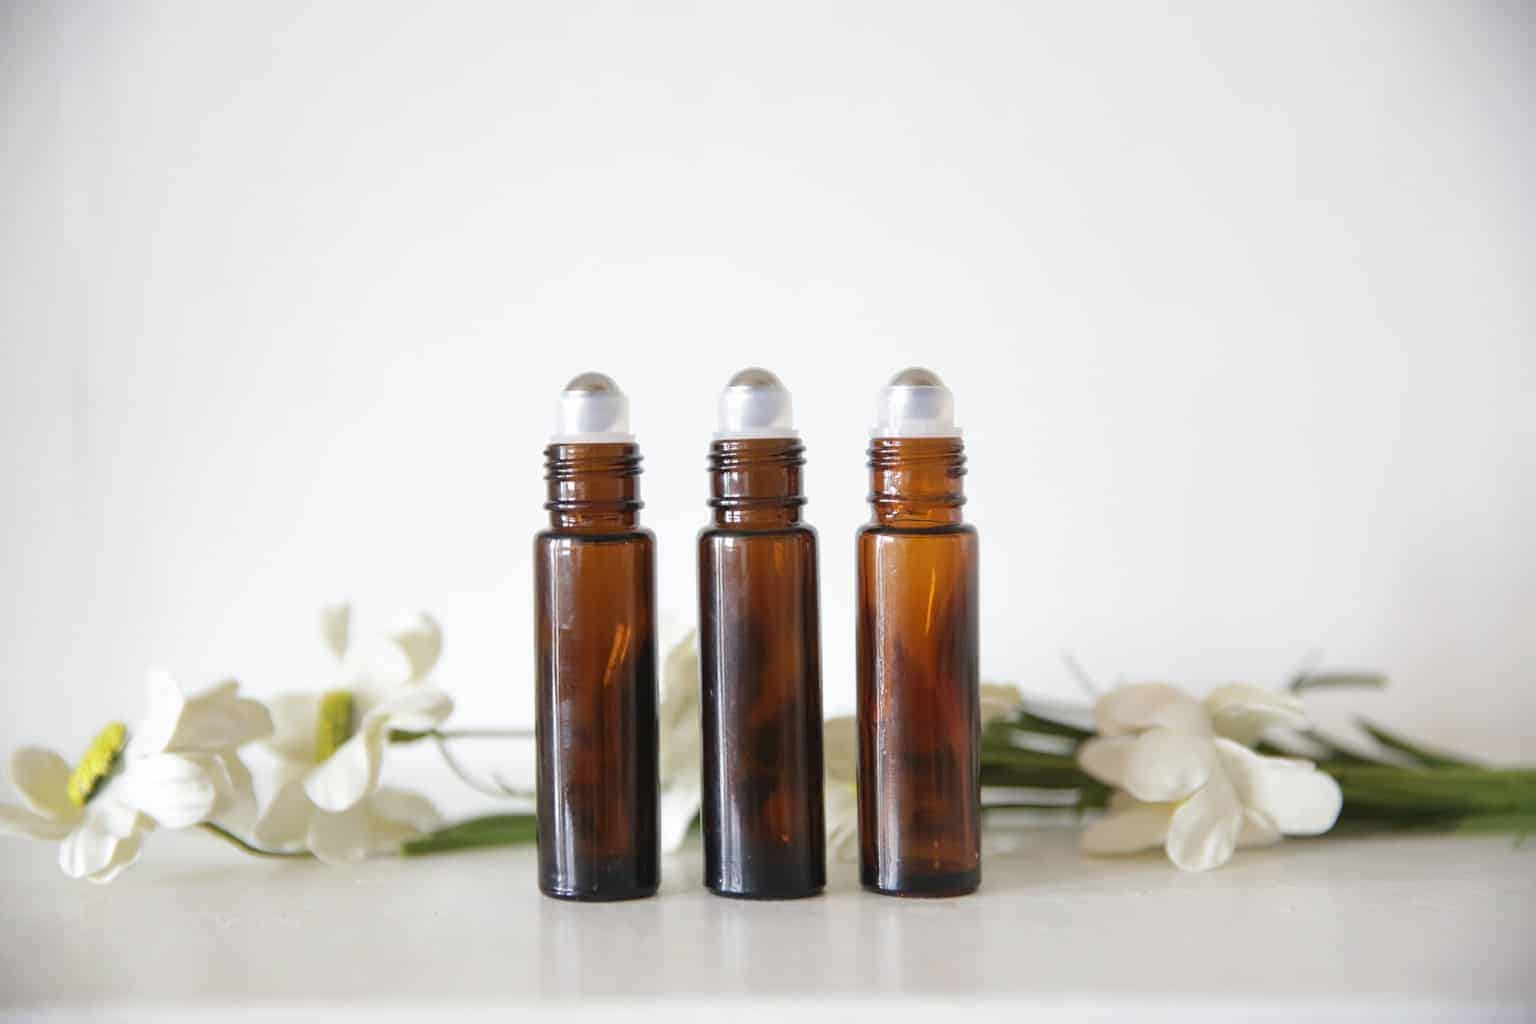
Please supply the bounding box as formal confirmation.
[539,849,660,902]
[705,856,826,900]
[860,867,979,898]
[540,885,659,903]
[707,884,824,901]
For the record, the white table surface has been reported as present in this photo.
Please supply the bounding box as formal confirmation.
[2,826,1532,1021]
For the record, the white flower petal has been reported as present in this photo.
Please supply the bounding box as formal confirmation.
[659,778,702,854]
[658,631,701,786]
[1206,684,1308,746]
[265,692,320,763]
[368,787,442,834]
[254,778,314,849]
[322,603,352,661]
[112,753,218,828]
[824,780,860,863]
[307,804,373,866]
[660,631,699,712]
[222,754,260,833]
[361,810,421,850]
[391,612,443,683]
[85,831,144,884]
[166,681,274,753]
[86,795,144,839]
[59,820,119,879]
[1095,683,1211,737]
[1081,800,1175,855]
[303,719,387,812]
[188,753,260,834]
[58,800,145,879]
[1122,729,1213,803]
[364,789,441,850]
[0,803,75,839]
[368,685,453,733]
[822,716,859,784]
[131,669,188,756]
[979,683,1024,726]
[1164,771,1243,871]
[1216,738,1342,836]
[10,747,76,823]
[1238,808,1282,849]
[1077,736,1135,788]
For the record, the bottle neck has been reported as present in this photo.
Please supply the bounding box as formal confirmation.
[545,443,642,531]
[708,437,806,528]
[867,436,966,527]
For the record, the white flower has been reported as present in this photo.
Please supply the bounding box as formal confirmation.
[822,715,860,862]
[254,604,452,865]
[0,671,272,882]
[1077,683,1342,871]
[658,631,701,853]
[979,682,1025,727]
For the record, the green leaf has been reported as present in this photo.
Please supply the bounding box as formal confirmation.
[979,739,1107,807]
[1289,672,1388,694]
[1297,730,1382,765]
[401,814,538,856]
[1357,719,1477,769]
[1327,765,1536,817]
[388,729,432,744]
[1008,708,1095,740]
[1325,811,1536,838]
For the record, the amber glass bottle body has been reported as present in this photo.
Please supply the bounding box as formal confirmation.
[535,442,659,901]
[698,437,826,899]
[856,437,979,897]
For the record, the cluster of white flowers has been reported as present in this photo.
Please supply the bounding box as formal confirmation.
[1077,683,1343,871]
[0,604,451,879]
[3,613,1346,882]
[0,672,270,882]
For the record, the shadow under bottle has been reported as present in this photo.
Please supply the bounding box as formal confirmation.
[535,442,659,901]
[856,436,980,897]
[698,437,826,899]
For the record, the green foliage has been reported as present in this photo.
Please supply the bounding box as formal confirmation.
[402,814,539,856]
[980,699,1536,839]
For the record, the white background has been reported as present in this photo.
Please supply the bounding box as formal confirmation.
[2,1,1532,787]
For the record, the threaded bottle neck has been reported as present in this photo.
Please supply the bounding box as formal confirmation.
[867,437,966,526]
[708,437,806,528]
[544,443,642,530]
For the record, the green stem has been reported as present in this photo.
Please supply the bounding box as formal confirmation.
[401,813,539,856]
[389,727,534,743]
[1329,765,1536,815]
[198,822,313,859]
[1326,811,1536,837]
[1356,719,1478,769]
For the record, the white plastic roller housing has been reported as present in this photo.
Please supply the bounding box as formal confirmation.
[551,371,634,443]
[715,367,797,439]
[872,367,961,438]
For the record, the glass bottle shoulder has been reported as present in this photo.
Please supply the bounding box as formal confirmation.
[857,520,976,540]
[536,526,654,548]
[699,520,816,539]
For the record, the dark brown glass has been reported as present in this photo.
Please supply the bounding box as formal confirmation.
[535,442,659,901]
[856,436,980,897]
[698,437,826,899]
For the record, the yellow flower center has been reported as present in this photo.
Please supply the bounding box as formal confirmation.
[315,689,356,763]
[67,721,128,808]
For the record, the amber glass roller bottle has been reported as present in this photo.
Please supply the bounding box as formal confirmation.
[534,373,659,901]
[698,368,826,899]
[856,367,980,897]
